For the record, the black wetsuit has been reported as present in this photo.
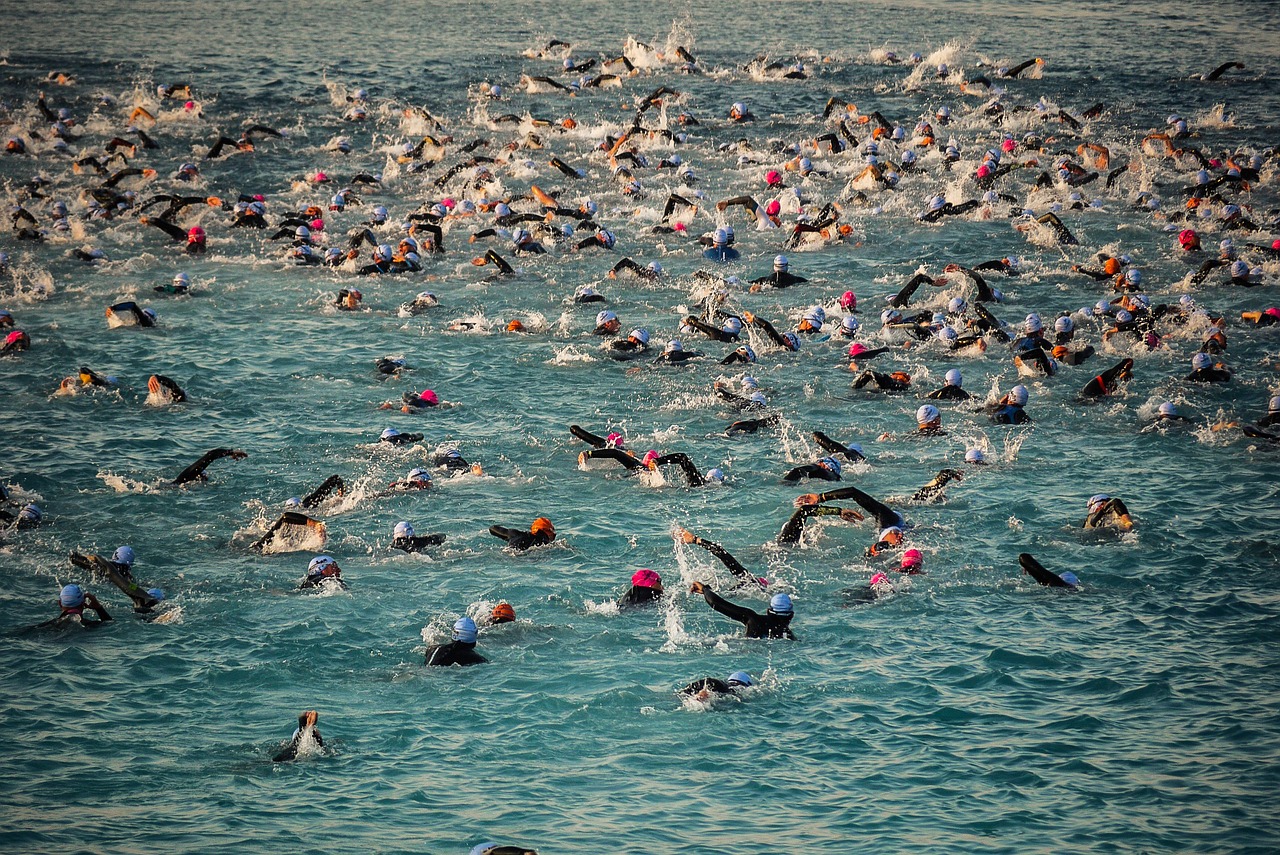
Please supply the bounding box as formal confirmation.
[678,678,738,697]
[424,640,488,666]
[618,585,663,608]
[990,403,1031,424]
[1084,498,1131,529]
[698,587,795,639]
[926,384,972,401]
[1187,367,1231,383]
[173,448,244,485]
[273,725,323,762]
[782,463,840,483]
[1080,359,1133,398]
[392,533,446,553]
[687,535,767,589]
[489,525,554,551]
[149,375,187,401]
[381,432,425,446]
[812,431,866,462]
[776,504,858,545]
[251,512,321,552]
[1019,553,1077,589]
[752,270,808,288]
[301,475,345,509]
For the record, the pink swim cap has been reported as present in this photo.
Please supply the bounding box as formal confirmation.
[848,342,869,357]
[441,197,456,210]
[631,568,661,588]
[4,330,23,345]
[313,171,328,182]
[839,291,857,310]
[674,222,686,232]
[765,199,781,216]
[253,194,266,202]
[869,572,889,586]
[766,170,782,186]
[976,164,992,178]
[419,389,438,405]
[1001,138,1016,152]
[901,548,923,568]
[184,100,196,110]
[310,218,325,231]
[1272,238,1280,251]
[605,432,624,447]
[1265,308,1280,319]
[641,450,660,467]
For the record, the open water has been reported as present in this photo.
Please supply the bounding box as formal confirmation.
[2,1,1279,852]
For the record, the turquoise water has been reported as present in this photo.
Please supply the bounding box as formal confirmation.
[2,2,1280,852]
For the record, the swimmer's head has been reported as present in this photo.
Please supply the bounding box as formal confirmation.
[631,568,661,589]
[1102,258,1121,276]
[801,307,825,330]
[712,228,728,247]
[60,584,85,608]
[937,326,958,344]
[491,603,515,623]
[628,328,650,346]
[767,593,793,616]
[1086,494,1109,514]
[1192,353,1211,371]
[1157,402,1178,419]
[965,448,986,465]
[881,308,902,325]
[394,521,414,539]
[705,468,726,484]
[848,342,870,359]
[947,297,966,314]
[878,526,904,545]
[900,549,923,571]
[1178,229,1200,250]
[723,317,744,335]
[380,428,401,441]
[307,555,337,577]
[530,517,555,539]
[186,226,205,244]
[284,497,301,509]
[1270,396,1280,414]
[605,432,624,448]
[1059,572,1080,589]
[112,546,135,567]
[1024,313,1043,334]
[1055,316,1074,334]
[406,467,431,485]
[782,331,801,351]
[1125,269,1142,286]
[664,339,683,354]
[735,344,757,362]
[641,450,660,469]
[1008,385,1029,406]
[916,404,940,428]
[452,617,478,643]
[765,199,781,217]
[839,315,860,337]
[1230,260,1249,279]
[945,368,962,387]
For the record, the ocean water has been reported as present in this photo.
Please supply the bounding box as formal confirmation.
[2,1,1279,852]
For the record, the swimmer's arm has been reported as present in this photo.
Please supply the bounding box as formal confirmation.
[302,475,345,509]
[692,583,755,626]
[580,448,643,470]
[569,425,609,448]
[653,453,703,486]
[173,448,247,485]
[889,273,932,308]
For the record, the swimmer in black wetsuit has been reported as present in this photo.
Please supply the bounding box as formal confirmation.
[298,475,345,509]
[853,369,912,392]
[775,502,864,545]
[1019,553,1080,590]
[273,711,323,762]
[678,671,753,700]
[489,517,555,551]
[812,430,866,463]
[106,301,156,327]
[299,555,346,590]
[1083,495,1133,531]
[39,584,113,628]
[677,529,768,589]
[653,340,702,364]
[68,547,162,613]
[172,448,247,485]
[391,521,446,553]
[251,512,326,552]
[689,582,795,639]
[619,568,664,608]
[147,374,187,403]
[907,469,963,503]
[425,617,488,666]
[782,456,843,483]
[1186,353,1231,383]
[379,428,424,446]
[1080,359,1134,398]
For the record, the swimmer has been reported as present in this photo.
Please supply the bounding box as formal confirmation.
[487,603,516,626]
[4,503,43,530]
[250,512,326,552]
[1083,495,1133,530]
[469,844,538,855]
[390,521,447,554]
[379,428,425,446]
[593,310,622,336]
[425,617,488,666]
[172,448,247,486]
[914,404,946,436]
[400,291,439,316]
[38,584,112,628]
[740,311,801,353]
[852,369,912,393]
[775,501,865,545]
[926,369,972,401]
[607,258,662,280]
[298,475,345,508]
[989,385,1031,424]
[1019,553,1080,590]
[489,517,555,551]
[688,582,794,639]
[618,568,664,608]
[653,339,702,364]
[609,328,651,359]
[1186,352,1230,383]
[299,555,346,590]
[272,710,322,762]
[843,572,897,605]
[907,469,963,503]
[811,430,867,463]
[750,255,808,290]
[156,272,191,295]
[782,456,844,483]
[677,528,769,589]
[68,546,163,613]
[105,301,157,328]
[678,671,753,700]
[1080,359,1134,398]
[683,314,743,343]
[702,229,740,263]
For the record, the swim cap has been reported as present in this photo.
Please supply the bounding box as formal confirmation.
[187,226,205,241]
[1009,385,1029,406]
[1059,572,1080,588]
[605,432,624,448]
[1192,353,1211,371]
[641,450,660,468]
[407,467,431,482]
[848,342,870,358]
[1157,402,1178,418]
[631,568,661,588]
[453,616,478,643]
[727,671,752,687]
[798,157,813,173]
[947,297,966,314]
[713,228,728,246]
[803,307,825,327]
[881,308,902,325]
[147,588,165,602]
[647,261,662,275]
[380,428,400,440]
[490,603,516,624]
[878,526,903,542]
[530,517,555,538]
[60,584,85,608]
[748,390,768,408]
[736,344,758,362]
[1125,269,1142,285]
[723,225,735,243]
[731,101,746,116]
[723,317,743,334]
[394,521,415,539]
[1054,316,1074,333]
[664,339,682,353]
[595,310,618,327]
[113,546,135,567]
[307,555,336,575]
[765,200,781,217]
[1178,229,1199,250]
[819,456,842,477]
[705,468,726,483]
[916,404,940,425]
[283,497,302,509]
[1269,396,1280,414]
[965,448,985,464]
[772,254,790,272]
[1230,260,1249,278]
[741,375,760,390]
[927,195,946,212]
[901,548,923,569]
[782,332,801,351]
[945,368,962,387]
[840,291,857,310]
[1086,494,1109,513]
[629,328,650,345]
[839,316,860,336]
[1024,313,1043,333]
[937,327,958,343]
[1114,309,1133,324]
[767,593,793,615]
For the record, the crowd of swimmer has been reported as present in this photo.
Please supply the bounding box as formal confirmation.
[3,35,1279,827]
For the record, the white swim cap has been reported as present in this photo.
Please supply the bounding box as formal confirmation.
[723,317,743,334]
[840,315,860,335]
[916,404,940,424]
[948,297,966,314]
[1024,313,1043,333]
[1192,353,1211,370]
[394,521,414,538]
[965,448,985,463]
[945,369,962,386]
[629,328,650,345]
[1158,402,1178,418]
[1055,316,1073,333]
[665,339,682,353]
[1009,385,1029,406]
[774,254,788,270]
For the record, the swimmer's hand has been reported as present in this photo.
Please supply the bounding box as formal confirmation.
[840,509,865,522]
[676,528,696,544]
[689,581,705,594]
[795,493,820,507]
[741,310,755,324]
[228,450,248,460]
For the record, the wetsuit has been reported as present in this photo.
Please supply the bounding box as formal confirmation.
[301,475,345,508]
[618,585,663,608]
[273,721,323,762]
[1080,359,1133,398]
[251,512,323,552]
[654,348,702,364]
[926,384,972,401]
[697,587,795,639]
[380,432,424,445]
[776,504,859,545]
[581,447,643,471]
[1084,498,1131,530]
[783,463,840,483]
[653,453,706,486]
[752,270,808,288]
[489,525,554,551]
[678,678,742,697]
[424,640,488,666]
[908,469,963,503]
[685,317,739,342]
[108,301,155,327]
[69,552,160,612]
[853,371,911,392]
[990,403,1031,424]
[805,486,904,530]
[1187,366,1231,383]
[299,570,347,590]
[173,448,245,485]
[1019,553,1077,589]
[744,315,797,351]
[686,534,768,589]
[812,431,866,462]
[392,533,447,553]
[726,414,781,435]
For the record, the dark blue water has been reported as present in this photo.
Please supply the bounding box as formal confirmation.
[2,1,1279,852]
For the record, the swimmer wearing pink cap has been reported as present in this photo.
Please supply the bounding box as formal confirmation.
[619,568,664,608]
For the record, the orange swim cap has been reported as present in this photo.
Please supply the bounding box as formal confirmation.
[890,371,912,386]
[1103,257,1121,276]
[1052,345,1069,359]
[531,517,555,538]
[506,319,525,332]
[492,603,516,623]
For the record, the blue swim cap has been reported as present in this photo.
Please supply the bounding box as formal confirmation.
[60,584,85,608]
[1059,572,1080,588]
[768,593,793,615]
[820,457,842,477]
[453,616,478,643]
[147,588,165,602]
[728,671,752,687]
[113,545,135,566]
